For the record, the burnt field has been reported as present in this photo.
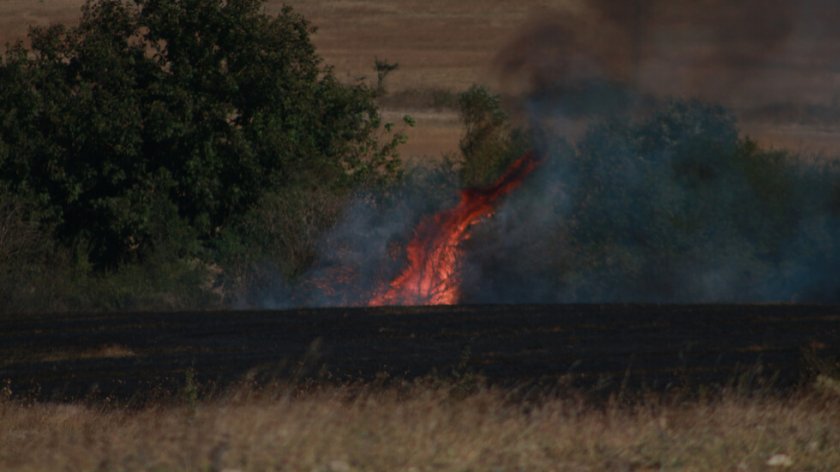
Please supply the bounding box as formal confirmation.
[1,304,839,402]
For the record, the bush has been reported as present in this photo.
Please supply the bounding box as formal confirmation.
[0,186,53,311]
[0,0,405,310]
[462,99,840,303]
[457,85,529,188]
[0,0,402,271]
[215,184,348,305]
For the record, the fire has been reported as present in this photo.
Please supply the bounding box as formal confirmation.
[369,151,541,306]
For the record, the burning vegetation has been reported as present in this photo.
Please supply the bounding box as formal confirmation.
[296,96,840,308]
[369,151,540,306]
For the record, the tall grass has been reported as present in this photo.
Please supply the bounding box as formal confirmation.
[1,383,838,471]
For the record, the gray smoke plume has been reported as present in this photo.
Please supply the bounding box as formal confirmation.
[254,163,461,307]
[454,0,840,303]
[265,1,840,306]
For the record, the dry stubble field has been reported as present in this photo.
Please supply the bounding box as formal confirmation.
[7,0,840,158]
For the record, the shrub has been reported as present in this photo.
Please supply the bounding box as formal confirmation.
[463,99,840,303]
[0,0,403,272]
[457,85,528,188]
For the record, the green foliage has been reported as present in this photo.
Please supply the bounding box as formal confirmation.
[457,85,528,188]
[0,186,54,311]
[0,186,214,313]
[216,184,348,303]
[0,0,402,272]
[0,0,405,310]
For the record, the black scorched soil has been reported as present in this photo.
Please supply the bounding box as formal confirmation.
[1,304,838,401]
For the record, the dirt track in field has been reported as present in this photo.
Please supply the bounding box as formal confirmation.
[1,305,838,401]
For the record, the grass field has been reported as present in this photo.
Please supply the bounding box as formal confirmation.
[5,0,840,158]
[2,383,839,471]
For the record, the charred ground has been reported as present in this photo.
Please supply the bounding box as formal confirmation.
[2,304,838,402]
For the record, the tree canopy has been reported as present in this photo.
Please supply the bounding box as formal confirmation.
[0,0,402,270]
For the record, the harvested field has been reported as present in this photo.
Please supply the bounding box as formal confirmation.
[4,1,840,158]
[2,305,839,402]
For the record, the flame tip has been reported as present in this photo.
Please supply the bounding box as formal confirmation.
[369,151,540,307]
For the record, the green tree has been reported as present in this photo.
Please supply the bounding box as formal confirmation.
[457,85,528,188]
[0,0,403,271]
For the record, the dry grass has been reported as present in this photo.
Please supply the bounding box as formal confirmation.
[1,382,839,471]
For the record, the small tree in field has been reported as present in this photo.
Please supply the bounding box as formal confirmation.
[457,85,528,188]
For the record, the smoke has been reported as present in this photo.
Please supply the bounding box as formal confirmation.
[275,119,840,305]
[416,0,840,304]
[260,1,840,306]
[495,0,835,113]
[254,163,461,308]
[457,101,840,303]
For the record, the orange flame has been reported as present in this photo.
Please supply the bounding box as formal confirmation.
[369,151,541,306]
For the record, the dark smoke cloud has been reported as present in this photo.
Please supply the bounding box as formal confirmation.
[495,0,822,110]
